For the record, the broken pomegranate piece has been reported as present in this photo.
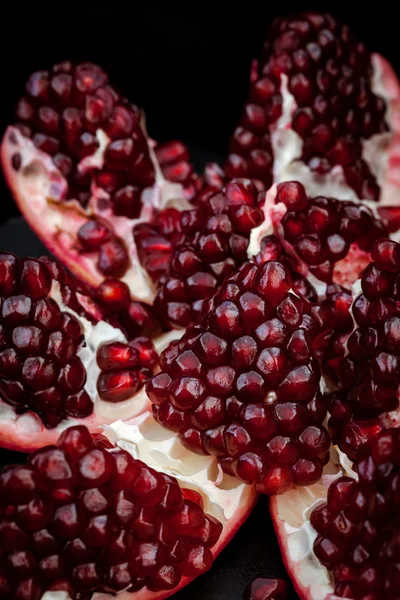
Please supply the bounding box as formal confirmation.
[148,259,330,494]
[0,252,174,451]
[244,577,287,600]
[310,428,400,599]
[1,62,193,305]
[0,424,226,598]
[317,237,400,459]
[250,181,388,294]
[221,11,400,209]
[136,179,264,328]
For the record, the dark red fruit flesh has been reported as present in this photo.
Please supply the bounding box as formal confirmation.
[149,260,330,494]
[0,425,222,598]
[311,428,400,599]
[135,179,264,328]
[0,253,94,427]
[243,577,287,599]
[223,12,387,199]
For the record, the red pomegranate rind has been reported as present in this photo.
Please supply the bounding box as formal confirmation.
[145,180,264,328]
[221,12,400,209]
[1,62,191,304]
[147,260,331,495]
[310,428,400,599]
[334,238,400,453]
[0,252,171,452]
[0,424,225,599]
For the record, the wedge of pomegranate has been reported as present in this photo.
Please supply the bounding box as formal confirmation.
[136,179,264,328]
[322,238,400,459]
[249,181,388,297]
[1,62,194,306]
[0,418,257,599]
[0,252,181,452]
[270,428,400,600]
[147,259,331,495]
[221,11,400,212]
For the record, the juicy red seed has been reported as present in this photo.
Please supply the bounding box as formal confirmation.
[58,357,86,393]
[97,342,139,371]
[276,181,308,212]
[77,221,112,250]
[97,370,140,403]
[20,260,52,301]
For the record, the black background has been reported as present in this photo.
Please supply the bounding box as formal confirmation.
[1,2,400,224]
[0,3,399,598]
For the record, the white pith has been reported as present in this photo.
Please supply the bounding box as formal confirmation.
[0,125,191,305]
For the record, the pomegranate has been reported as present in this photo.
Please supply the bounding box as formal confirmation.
[219,11,400,213]
[1,62,194,306]
[0,252,181,451]
[270,428,400,600]
[0,418,257,599]
[147,259,331,495]
[135,179,264,328]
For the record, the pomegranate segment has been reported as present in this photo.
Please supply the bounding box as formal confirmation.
[14,62,155,210]
[0,252,175,452]
[1,64,192,305]
[220,11,400,208]
[251,181,388,294]
[310,428,400,599]
[321,238,400,458]
[0,424,224,598]
[148,260,331,494]
[135,179,264,328]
